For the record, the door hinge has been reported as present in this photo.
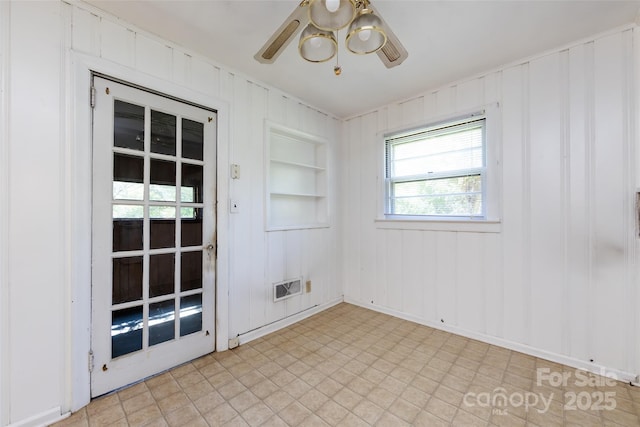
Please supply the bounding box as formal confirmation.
[90,85,96,109]
[88,350,94,373]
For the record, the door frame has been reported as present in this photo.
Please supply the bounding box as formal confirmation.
[69,52,230,412]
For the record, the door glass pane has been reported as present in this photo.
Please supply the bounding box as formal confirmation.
[114,100,144,151]
[113,205,143,252]
[182,164,203,203]
[149,253,175,298]
[112,306,143,358]
[150,206,175,249]
[112,256,143,304]
[182,118,203,161]
[181,251,202,291]
[149,299,175,346]
[180,294,202,337]
[151,110,176,156]
[113,154,144,200]
[150,159,176,202]
[181,208,202,247]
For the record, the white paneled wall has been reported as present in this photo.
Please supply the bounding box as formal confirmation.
[343,27,639,381]
[0,1,342,425]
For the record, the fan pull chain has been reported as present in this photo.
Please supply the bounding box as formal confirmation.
[334,29,342,76]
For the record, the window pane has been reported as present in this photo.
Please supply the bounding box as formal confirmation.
[113,154,144,200]
[150,159,176,202]
[112,306,143,358]
[181,251,202,292]
[151,110,176,156]
[390,128,483,177]
[112,256,143,304]
[386,118,486,217]
[392,175,482,216]
[149,253,175,297]
[113,205,143,252]
[182,164,202,203]
[149,299,175,346]
[114,100,144,151]
[182,118,204,161]
[181,208,202,247]
[150,206,175,249]
[180,294,202,337]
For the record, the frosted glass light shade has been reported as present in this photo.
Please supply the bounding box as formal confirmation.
[309,0,356,30]
[346,9,386,54]
[298,24,337,62]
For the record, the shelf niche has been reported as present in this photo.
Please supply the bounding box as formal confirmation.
[265,121,329,231]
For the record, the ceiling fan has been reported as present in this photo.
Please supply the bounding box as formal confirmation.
[254,0,408,73]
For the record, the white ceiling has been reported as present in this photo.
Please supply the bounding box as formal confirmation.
[88,0,640,118]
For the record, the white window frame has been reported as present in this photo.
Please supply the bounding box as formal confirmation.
[377,105,501,232]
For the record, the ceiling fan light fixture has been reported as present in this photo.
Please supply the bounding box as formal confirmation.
[309,0,356,31]
[346,8,386,54]
[299,24,338,62]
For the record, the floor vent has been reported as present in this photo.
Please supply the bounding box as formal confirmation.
[274,278,302,302]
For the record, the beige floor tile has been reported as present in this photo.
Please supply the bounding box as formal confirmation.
[374,411,410,427]
[263,390,295,413]
[203,401,238,425]
[279,401,313,425]
[52,303,640,427]
[240,402,274,427]
[316,400,348,425]
[121,391,156,415]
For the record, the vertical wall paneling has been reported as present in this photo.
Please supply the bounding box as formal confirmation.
[360,112,378,305]
[592,32,628,370]
[421,231,438,325]
[345,116,362,301]
[8,1,65,421]
[374,229,388,307]
[528,52,564,354]
[456,78,483,112]
[567,43,591,361]
[400,97,424,126]
[249,83,268,330]
[0,2,10,424]
[385,230,403,311]
[61,1,74,414]
[435,232,457,325]
[171,51,189,87]
[99,18,134,67]
[483,233,502,337]
[401,230,423,318]
[71,7,99,56]
[343,26,639,380]
[134,34,172,80]
[621,29,637,377]
[500,64,528,344]
[229,77,250,336]
[456,233,485,333]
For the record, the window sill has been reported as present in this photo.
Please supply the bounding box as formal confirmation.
[375,217,501,233]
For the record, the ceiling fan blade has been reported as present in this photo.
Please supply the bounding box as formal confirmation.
[369,3,408,69]
[254,2,309,64]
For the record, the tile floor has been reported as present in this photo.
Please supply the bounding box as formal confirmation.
[53,303,640,426]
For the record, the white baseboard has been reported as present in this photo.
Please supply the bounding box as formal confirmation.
[344,298,638,384]
[8,407,66,427]
[237,297,343,345]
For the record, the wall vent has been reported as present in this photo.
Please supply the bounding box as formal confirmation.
[274,278,302,302]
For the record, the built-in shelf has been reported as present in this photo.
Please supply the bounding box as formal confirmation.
[265,121,329,231]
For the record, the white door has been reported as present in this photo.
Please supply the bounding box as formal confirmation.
[91,76,217,397]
